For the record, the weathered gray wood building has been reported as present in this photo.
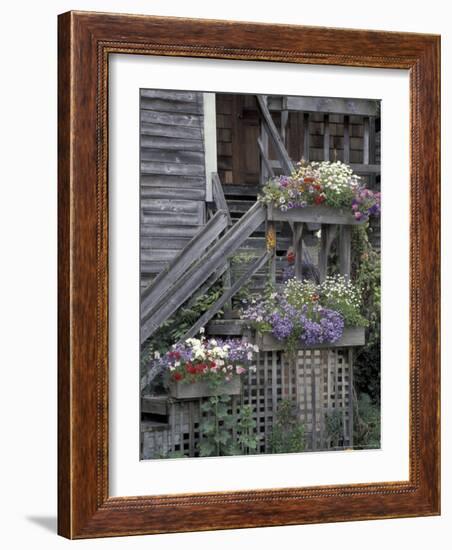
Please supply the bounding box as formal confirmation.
[139,89,381,458]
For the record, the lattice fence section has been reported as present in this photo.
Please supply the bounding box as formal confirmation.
[141,348,353,458]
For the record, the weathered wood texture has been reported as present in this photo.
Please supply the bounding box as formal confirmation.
[58,11,440,539]
[141,202,265,342]
[140,89,207,284]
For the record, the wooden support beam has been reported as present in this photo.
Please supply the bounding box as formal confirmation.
[293,223,304,280]
[211,172,232,225]
[257,136,275,179]
[323,114,330,161]
[339,225,352,280]
[303,112,310,161]
[343,115,350,164]
[256,95,294,175]
[318,224,338,282]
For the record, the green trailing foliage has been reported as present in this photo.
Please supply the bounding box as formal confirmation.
[269,399,305,454]
[198,392,260,457]
[324,408,344,448]
[353,393,381,449]
[351,225,381,405]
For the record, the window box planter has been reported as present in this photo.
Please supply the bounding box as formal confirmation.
[168,376,242,399]
[254,326,366,351]
[267,203,367,225]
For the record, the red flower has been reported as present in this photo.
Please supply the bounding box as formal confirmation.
[172,372,183,381]
[286,248,295,264]
[314,195,325,205]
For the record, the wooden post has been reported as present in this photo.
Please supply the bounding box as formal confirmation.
[343,115,350,164]
[303,112,310,161]
[323,114,330,161]
[339,225,352,280]
[318,224,338,282]
[266,219,277,284]
[293,222,304,280]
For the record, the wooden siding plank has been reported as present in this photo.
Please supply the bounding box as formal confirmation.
[141,175,205,188]
[141,122,203,140]
[140,89,201,102]
[141,210,228,315]
[141,136,204,152]
[141,110,203,127]
[141,98,203,114]
[141,149,205,165]
[141,187,206,201]
[141,161,205,177]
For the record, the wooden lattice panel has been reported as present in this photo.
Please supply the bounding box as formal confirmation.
[141,348,353,459]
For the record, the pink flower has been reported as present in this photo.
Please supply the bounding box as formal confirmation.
[236,366,246,374]
[354,211,363,220]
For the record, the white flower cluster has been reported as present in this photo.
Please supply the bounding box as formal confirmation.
[295,160,360,192]
[319,275,361,308]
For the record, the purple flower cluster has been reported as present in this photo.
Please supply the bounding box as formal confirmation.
[352,188,381,221]
[241,294,344,346]
[299,306,344,345]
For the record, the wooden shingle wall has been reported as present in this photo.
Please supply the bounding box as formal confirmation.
[140,89,207,288]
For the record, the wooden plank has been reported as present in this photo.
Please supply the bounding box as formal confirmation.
[141,187,206,201]
[141,174,205,188]
[141,135,204,152]
[256,95,294,175]
[323,114,330,161]
[140,89,201,102]
[141,198,203,214]
[140,224,202,238]
[141,210,228,316]
[141,122,203,140]
[140,110,203,127]
[293,223,304,279]
[318,224,338,282]
[206,319,247,336]
[141,148,205,165]
[339,225,352,280]
[363,117,370,165]
[141,97,203,114]
[179,251,270,341]
[141,249,179,262]
[277,96,380,117]
[141,203,266,342]
[303,113,310,161]
[141,161,205,177]
[141,235,191,250]
[343,115,350,164]
[141,212,202,226]
[257,136,275,179]
[268,204,367,225]
[141,396,169,416]
[349,163,380,174]
[256,327,366,351]
[212,173,232,225]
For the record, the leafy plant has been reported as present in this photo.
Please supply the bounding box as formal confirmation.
[353,393,381,449]
[352,225,381,404]
[269,399,305,454]
[198,395,259,457]
[325,408,343,448]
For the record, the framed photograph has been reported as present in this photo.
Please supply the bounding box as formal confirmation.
[58,11,440,538]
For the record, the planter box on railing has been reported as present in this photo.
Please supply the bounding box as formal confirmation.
[267,203,368,225]
[169,376,241,399]
[255,326,366,351]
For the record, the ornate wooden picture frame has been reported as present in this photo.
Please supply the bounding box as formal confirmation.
[58,11,440,539]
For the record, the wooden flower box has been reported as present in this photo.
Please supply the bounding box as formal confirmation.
[255,326,366,351]
[169,376,242,399]
[267,203,367,225]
